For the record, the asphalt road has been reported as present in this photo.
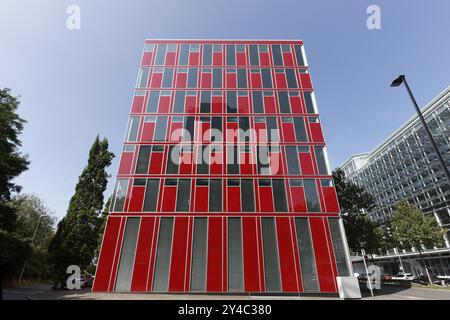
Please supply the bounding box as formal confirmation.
[2,284,450,300]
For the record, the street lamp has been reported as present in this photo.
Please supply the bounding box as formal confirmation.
[391,75,450,187]
[391,75,450,286]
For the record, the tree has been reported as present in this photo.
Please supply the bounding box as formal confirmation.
[12,194,56,281]
[0,88,30,299]
[390,200,446,285]
[333,168,387,256]
[48,136,114,284]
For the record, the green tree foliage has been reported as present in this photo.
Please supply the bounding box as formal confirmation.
[12,194,56,281]
[49,136,114,280]
[0,88,30,298]
[333,168,387,255]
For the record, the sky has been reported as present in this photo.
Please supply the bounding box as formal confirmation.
[1,0,449,220]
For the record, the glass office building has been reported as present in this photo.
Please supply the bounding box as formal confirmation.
[341,87,450,278]
[93,40,352,293]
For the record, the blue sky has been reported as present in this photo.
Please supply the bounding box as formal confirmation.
[1,0,449,220]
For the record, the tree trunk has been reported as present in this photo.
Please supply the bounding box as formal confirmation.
[418,248,432,286]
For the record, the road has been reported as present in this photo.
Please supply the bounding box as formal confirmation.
[2,284,450,300]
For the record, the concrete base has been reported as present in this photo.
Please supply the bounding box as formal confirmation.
[336,276,362,299]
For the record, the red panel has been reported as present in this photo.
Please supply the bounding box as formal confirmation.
[194,186,208,212]
[150,72,163,88]
[118,152,134,175]
[108,217,126,291]
[309,217,336,293]
[222,218,228,290]
[207,217,223,292]
[169,217,189,292]
[149,151,163,174]
[254,123,267,144]
[166,52,176,66]
[147,217,160,291]
[162,185,177,212]
[210,152,223,174]
[291,186,307,212]
[184,218,194,291]
[179,151,193,174]
[141,122,155,141]
[176,73,187,88]
[300,74,312,90]
[299,152,314,175]
[226,72,237,88]
[310,123,325,143]
[201,72,212,88]
[323,187,340,213]
[283,52,294,66]
[130,217,155,292]
[212,96,223,113]
[290,217,304,292]
[289,96,303,114]
[186,96,197,113]
[189,52,200,65]
[213,52,222,66]
[238,95,250,113]
[226,123,238,143]
[240,152,253,174]
[264,96,276,113]
[242,217,261,292]
[250,73,262,88]
[256,218,265,290]
[93,217,122,291]
[158,96,171,113]
[141,52,153,66]
[131,95,145,113]
[282,122,296,142]
[129,185,145,212]
[275,73,287,89]
[259,186,274,212]
[227,187,241,212]
[236,52,246,66]
[260,52,270,65]
[276,217,298,292]
[323,219,338,289]
[169,122,183,142]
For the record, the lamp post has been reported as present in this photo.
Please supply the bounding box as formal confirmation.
[390,75,450,188]
[391,75,450,286]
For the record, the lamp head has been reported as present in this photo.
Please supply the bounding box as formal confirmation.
[391,75,406,87]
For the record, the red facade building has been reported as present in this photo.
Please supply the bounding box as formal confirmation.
[93,39,352,294]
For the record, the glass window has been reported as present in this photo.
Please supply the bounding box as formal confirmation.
[304,179,321,212]
[294,218,319,292]
[167,44,176,52]
[154,116,168,141]
[136,146,152,174]
[155,44,167,65]
[294,45,305,66]
[249,45,259,66]
[241,179,255,212]
[209,179,222,212]
[211,117,222,141]
[213,44,222,52]
[314,146,329,175]
[143,179,160,212]
[228,218,243,292]
[227,146,239,174]
[252,91,264,113]
[126,116,140,142]
[262,217,281,292]
[271,45,283,66]
[257,146,269,174]
[272,180,288,212]
[236,44,245,52]
[286,69,298,88]
[278,92,290,113]
[137,68,150,88]
[266,117,279,142]
[162,68,174,88]
[146,91,160,113]
[304,92,315,113]
[226,45,236,65]
[176,179,191,212]
[239,117,250,142]
[152,217,174,292]
[261,69,272,88]
[191,217,208,292]
[203,44,212,65]
[226,91,237,113]
[114,217,140,291]
[187,68,198,88]
[178,44,189,65]
[212,68,222,88]
[281,44,291,53]
[293,117,308,142]
[200,91,211,113]
[144,43,154,52]
[173,91,185,113]
[113,179,129,212]
[197,146,209,174]
[184,116,195,141]
[237,69,247,88]
[329,218,350,276]
[166,146,180,174]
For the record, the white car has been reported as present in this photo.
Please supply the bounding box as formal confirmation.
[391,273,416,281]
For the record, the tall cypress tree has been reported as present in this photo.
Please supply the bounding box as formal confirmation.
[49,136,114,281]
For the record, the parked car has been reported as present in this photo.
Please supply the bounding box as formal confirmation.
[391,273,416,281]
[383,274,392,281]
[413,275,446,286]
